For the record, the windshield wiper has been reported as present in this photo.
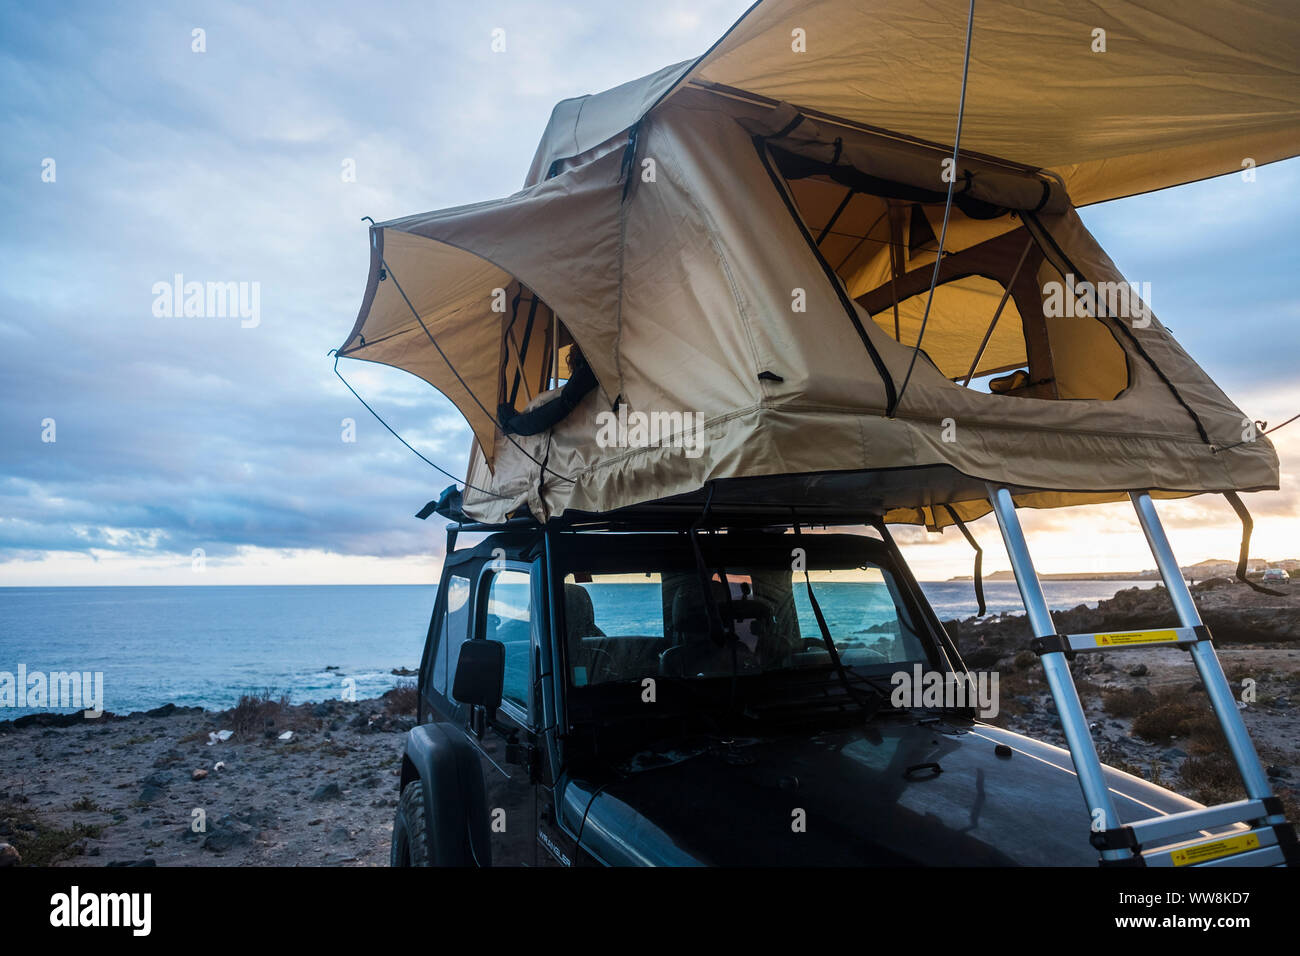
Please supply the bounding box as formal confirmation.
[793,523,877,714]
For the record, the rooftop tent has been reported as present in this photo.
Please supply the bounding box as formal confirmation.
[338,0,1295,528]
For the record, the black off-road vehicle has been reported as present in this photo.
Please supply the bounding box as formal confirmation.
[390,505,1231,867]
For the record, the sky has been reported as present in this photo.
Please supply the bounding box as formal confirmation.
[0,0,1296,587]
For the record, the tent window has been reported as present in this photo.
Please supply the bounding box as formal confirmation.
[498,282,574,414]
[869,275,1028,383]
[774,165,1129,401]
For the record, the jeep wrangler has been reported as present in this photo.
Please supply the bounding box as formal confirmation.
[389,508,1212,867]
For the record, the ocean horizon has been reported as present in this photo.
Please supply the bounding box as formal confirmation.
[0,579,1158,718]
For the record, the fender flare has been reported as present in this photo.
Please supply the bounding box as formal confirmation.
[400,722,490,866]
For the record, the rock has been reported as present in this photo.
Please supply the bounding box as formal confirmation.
[312,702,334,718]
[229,806,278,829]
[1192,577,1233,592]
[963,647,1002,668]
[328,827,351,844]
[203,817,254,852]
[1128,664,1149,678]
[192,768,209,781]
[106,858,158,867]
[142,703,184,718]
[310,782,342,802]
[391,667,417,676]
[1266,765,1291,779]
[1162,747,1188,760]
[0,843,20,867]
[152,749,184,768]
[142,771,173,789]
[138,784,166,804]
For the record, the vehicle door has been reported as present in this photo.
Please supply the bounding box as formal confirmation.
[471,561,539,865]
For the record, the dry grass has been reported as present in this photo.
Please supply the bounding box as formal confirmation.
[384,681,418,716]
[1100,684,1222,743]
[225,689,292,741]
[1101,687,1155,719]
[1131,699,1219,743]
[1013,650,1038,671]
[1178,753,1244,807]
[0,803,102,866]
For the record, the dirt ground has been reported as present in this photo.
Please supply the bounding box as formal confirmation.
[0,696,410,867]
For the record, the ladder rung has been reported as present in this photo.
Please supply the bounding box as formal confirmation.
[1142,826,1280,867]
[1127,799,1269,845]
[1061,626,1200,653]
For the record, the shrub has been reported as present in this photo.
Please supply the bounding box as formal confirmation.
[1101,687,1155,719]
[384,681,418,716]
[225,689,290,740]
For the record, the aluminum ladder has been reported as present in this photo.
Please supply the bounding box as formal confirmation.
[987,485,1296,867]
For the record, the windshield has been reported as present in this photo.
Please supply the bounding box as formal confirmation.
[562,545,928,689]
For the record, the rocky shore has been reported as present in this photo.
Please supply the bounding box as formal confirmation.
[2,578,1296,866]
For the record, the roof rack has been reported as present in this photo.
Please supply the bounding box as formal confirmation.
[443,502,895,552]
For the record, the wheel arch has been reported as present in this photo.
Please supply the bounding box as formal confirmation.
[402,721,492,866]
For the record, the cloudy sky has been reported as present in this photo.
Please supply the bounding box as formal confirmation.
[1,0,1296,586]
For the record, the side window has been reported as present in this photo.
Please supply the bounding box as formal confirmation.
[483,569,532,714]
[433,574,471,696]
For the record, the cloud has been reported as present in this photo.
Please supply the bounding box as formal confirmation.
[0,0,1296,584]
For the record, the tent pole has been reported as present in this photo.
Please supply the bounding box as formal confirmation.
[962,237,1033,386]
[551,312,559,387]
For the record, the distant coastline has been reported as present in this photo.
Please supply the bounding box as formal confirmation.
[949,558,1298,583]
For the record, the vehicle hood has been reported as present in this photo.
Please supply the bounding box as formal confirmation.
[564,718,1201,866]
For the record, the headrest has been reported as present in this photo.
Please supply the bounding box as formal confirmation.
[565,583,597,638]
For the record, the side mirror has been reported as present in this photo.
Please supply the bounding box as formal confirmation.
[452,640,504,715]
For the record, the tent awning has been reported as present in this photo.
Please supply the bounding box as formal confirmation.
[663,0,1300,205]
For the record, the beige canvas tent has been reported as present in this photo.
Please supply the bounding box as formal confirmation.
[338,0,1295,529]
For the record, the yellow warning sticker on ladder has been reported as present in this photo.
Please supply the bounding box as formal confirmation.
[1093,630,1180,646]
[1170,832,1261,867]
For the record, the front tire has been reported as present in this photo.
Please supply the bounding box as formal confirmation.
[391,780,431,867]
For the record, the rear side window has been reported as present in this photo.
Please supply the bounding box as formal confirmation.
[432,574,471,696]
[483,569,532,713]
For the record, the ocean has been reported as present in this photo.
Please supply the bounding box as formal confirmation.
[0,579,1157,717]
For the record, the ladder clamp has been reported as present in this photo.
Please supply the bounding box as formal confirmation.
[1030,625,1211,658]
